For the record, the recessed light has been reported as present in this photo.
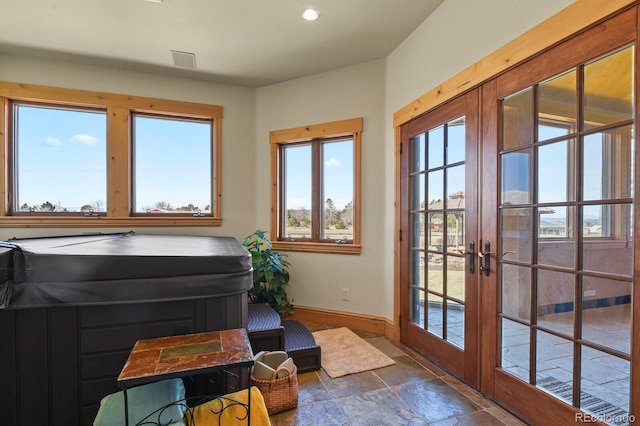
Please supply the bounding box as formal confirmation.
[144,0,162,3]
[302,8,320,21]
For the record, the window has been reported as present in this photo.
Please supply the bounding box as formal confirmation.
[12,103,107,214]
[0,82,222,226]
[270,118,362,254]
[132,114,212,215]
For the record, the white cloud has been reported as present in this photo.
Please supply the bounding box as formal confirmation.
[325,157,342,167]
[70,134,99,145]
[45,137,61,146]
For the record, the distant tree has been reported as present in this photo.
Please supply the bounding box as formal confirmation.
[80,204,93,212]
[341,201,353,227]
[325,198,337,228]
[154,201,173,211]
[177,203,198,211]
[91,199,105,212]
[287,209,300,227]
[40,201,56,212]
[20,203,30,211]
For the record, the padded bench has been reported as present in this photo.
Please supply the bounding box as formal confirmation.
[247,304,321,373]
[247,303,285,352]
[282,319,321,373]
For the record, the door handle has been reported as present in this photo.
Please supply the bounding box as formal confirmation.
[478,241,491,276]
[468,241,475,275]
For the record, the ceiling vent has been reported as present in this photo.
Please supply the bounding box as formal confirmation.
[171,50,196,69]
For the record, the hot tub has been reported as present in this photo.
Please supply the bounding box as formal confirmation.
[0,232,252,426]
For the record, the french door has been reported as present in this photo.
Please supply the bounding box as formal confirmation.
[399,7,638,425]
[486,9,638,424]
[399,89,480,386]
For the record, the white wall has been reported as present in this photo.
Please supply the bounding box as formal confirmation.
[255,59,389,317]
[0,54,257,242]
[385,0,576,114]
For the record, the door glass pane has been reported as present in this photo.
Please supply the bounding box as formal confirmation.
[538,206,575,268]
[428,125,444,169]
[580,346,630,420]
[537,269,575,337]
[447,301,464,348]
[502,88,533,150]
[501,208,532,263]
[410,250,424,288]
[582,277,631,355]
[583,126,634,201]
[446,213,465,255]
[583,47,633,131]
[411,174,425,210]
[538,70,577,140]
[501,319,530,381]
[427,170,444,209]
[447,254,465,301]
[501,264,531,322]
[428,213,444,252]
[502,150,531,204]
[582,204,633,276]
[410,288,424,326]
[427,293,444,338]
[447,117,465,164]
[446,165,465,202]
[427,255,443,293]
[538,140,570,203]
[412,134,426,172]
[536,331,574,403]
[411,213,425,248]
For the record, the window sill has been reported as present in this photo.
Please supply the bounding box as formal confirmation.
[0,216,223,227]
[272,241,361,255]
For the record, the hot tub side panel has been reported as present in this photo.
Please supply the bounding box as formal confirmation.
[0,293,248,426]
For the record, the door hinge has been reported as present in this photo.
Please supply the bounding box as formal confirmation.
[399,229,402,241]
[399,142,403,155]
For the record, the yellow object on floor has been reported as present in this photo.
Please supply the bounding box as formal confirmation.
[185,386,271,426]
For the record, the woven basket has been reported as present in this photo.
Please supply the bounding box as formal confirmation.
[251,365,298,415]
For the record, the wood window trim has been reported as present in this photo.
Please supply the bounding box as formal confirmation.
[270,117,362,254]
[0,81,223,227]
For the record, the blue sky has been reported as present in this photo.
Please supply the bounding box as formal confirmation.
[16,105,211,212]
[284,139,353,211]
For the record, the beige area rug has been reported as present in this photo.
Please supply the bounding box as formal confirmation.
[312,327,396,378]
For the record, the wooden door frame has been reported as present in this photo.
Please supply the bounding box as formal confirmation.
[393,0,638,423]
[398,90,480,386]
[391,0,638,360]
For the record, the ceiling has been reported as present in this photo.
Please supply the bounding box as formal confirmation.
[0,0,444,88]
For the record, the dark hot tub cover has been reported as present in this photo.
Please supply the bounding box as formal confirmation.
[0,232,252,309]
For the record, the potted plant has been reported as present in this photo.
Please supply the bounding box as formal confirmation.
[242,230,294,317]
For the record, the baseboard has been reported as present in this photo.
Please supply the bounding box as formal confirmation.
[290,305,394,340]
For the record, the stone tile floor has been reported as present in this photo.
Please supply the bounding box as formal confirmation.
[269,323,526,426]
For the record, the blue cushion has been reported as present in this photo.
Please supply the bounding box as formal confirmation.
[93,379,186,426]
